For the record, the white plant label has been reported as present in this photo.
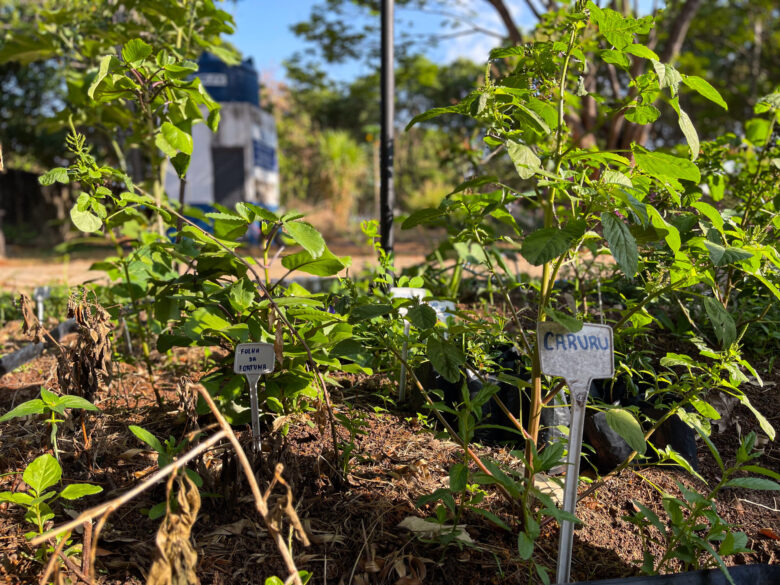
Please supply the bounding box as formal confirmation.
[390,287,430,402]
[537,322,613,585]
[234,342,275,452]
[233,342,275,376]
[537,322,613,391]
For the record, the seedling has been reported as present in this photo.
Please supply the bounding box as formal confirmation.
[128,425,203,518]
[0,453,102,554]
[0,387,99,459]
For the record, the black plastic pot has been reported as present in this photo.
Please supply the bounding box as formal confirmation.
[572,564,780,585]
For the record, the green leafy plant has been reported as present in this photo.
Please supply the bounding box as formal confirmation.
[625,432,780,584]
[129,425,203,519]
[0,453,102,558]
[0,387,98,459]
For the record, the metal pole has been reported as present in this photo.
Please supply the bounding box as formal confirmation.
[556,382,589,584]
[380,0,395,254]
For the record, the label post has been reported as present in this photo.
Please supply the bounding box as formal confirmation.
[233,342,275,452]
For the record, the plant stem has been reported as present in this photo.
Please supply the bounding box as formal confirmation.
[526,23,581,474]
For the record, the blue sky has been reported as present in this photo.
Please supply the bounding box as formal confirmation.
[228,1,659,84]
[227,0,539,83]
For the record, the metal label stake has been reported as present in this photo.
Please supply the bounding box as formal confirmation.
[233,342,275,452]
[33,286,51,322]
[537,322,614,584]
[390,287,429,402]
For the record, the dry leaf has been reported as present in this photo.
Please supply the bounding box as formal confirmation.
[18,294,44,343]
[146,476,201,585]
[397,517,473,544]
[57,290,113,401]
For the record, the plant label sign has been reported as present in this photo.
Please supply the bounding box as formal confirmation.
[233,343,275,376]
[537,322,613,585]
[234,343,275,452]
[390,287,430,402]
[537,322,614,395]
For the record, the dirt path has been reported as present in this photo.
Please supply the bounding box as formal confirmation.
[0,238,544,293]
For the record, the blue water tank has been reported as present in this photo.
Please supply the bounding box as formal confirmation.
[197,52,259,106]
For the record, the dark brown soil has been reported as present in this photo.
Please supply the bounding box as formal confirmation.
[0,322,778,585]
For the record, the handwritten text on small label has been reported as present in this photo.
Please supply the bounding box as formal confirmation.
[233,343,275,375]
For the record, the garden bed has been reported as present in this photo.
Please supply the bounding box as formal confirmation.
[0,327,777,585]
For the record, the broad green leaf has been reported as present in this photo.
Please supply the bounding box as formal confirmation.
[0,399,46,421]
[122,39,153,64]
[507,141,541,180]
[514,102,551,135]
[683,76,728,110]
[689,398,721,420]
[23,454,61,494]
[60,483,103,500]
[625,44,659,61]
[736,395,775,440]
[449,463,468,492]
[406,304,437,330]
[755,92,780,114]
[590,5,653,50]
[280,249,348,276]
[517,532,534,560]
[283,221,325,258]
[88,55,117,99]
[170,152,190,179]
[426,337,464,383]
[707,175,725,202]
[543,307,582,333]
[602,170,632,188]
[719,532,750,556]
[70,207,103,233]
[724,477,780,491]
[405,104,469,130]
[57,395,99,412]
[647,206,681,252]
[703,242,753,266]
[625,104,660,125]
[605,408,646,455]
[601,49,630,69]
[228,278,255,313]
[634,149,700,183]
[670,98,699,160]
[39,168,69,186]
[745,118,771,145]
[402,208,444,229]
[350,304,393,322]
[521,221,585,266]
[129,425,165,455]
[691,201,724,231]
[0,491,34,505]
[703,297,736,348]
[651,60,682,95]
[159,122,193,155]
[602,213,638,277]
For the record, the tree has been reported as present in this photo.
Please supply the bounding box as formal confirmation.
[290,0,774,153]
